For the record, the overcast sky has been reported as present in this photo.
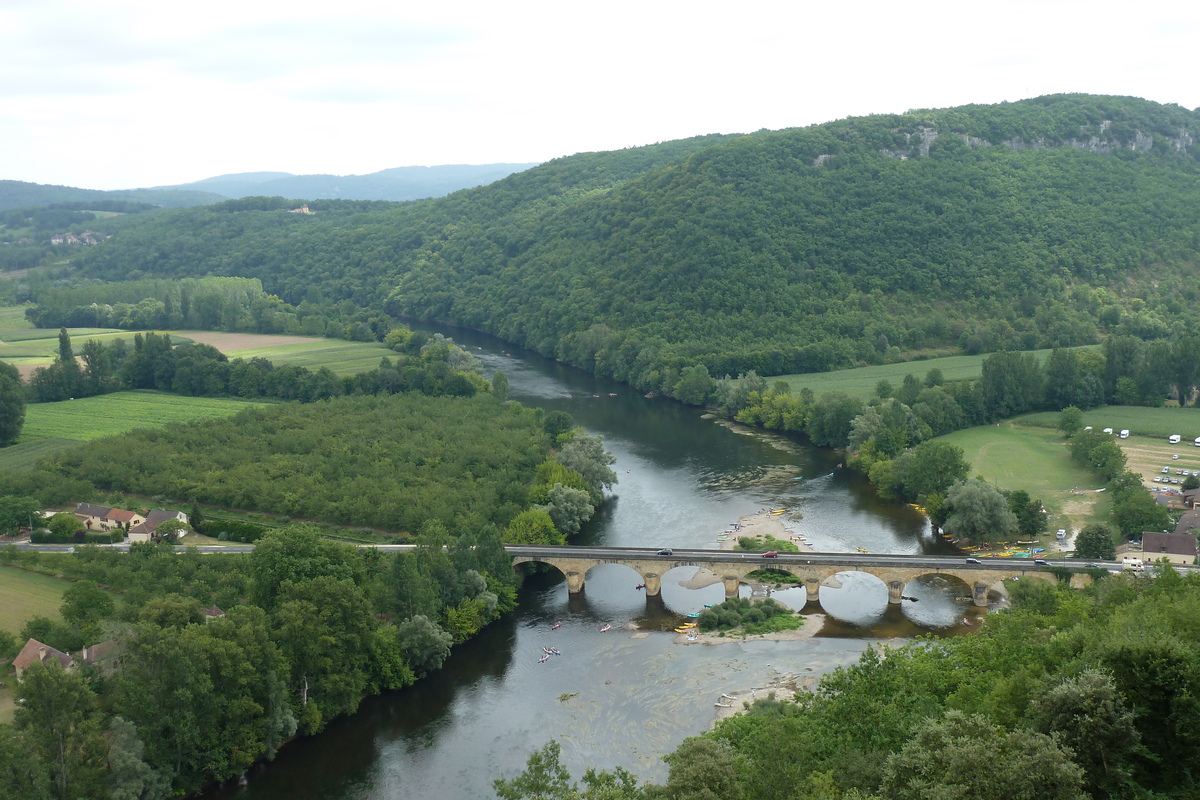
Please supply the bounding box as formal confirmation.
[3,0,1198,191]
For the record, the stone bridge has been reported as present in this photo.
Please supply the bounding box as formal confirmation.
[509,548,1069,608]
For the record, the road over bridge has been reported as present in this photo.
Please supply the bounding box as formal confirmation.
[506,545,1092,608]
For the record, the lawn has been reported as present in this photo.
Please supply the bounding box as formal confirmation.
[937,423,1105,535]
[18,391,267,444]
[773,346,1097,400]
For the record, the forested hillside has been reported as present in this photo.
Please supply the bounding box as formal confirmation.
[60,95,1200,399]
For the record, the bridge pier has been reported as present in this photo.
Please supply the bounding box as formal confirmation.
[722,574,741,597]
[804,578,821,604]
[643,573,661,597]
[972,581,990,607]
[566,571,585,594]
[887,580,905,605]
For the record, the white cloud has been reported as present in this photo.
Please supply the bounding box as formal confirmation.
[1,0,1198,189]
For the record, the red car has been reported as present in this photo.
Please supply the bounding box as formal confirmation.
[762,551,779,558]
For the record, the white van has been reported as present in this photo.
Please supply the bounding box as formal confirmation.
[1103,427,1114,435]
[1169,434,1182,444]
[1194,437,1200,446]
[1119,429,1129,439]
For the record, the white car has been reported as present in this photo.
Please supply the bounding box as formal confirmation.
[1163,467,1171,473]
[1154,476,1161,482]
[1103,427,1114,435]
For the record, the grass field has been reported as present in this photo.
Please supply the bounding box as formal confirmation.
[0,438,84,472]
[1018,406,1200,439]
[0,565,67,635]
[774,346,1097,400]
[170,333,393,377]
[937,423,1105,537]
[18,391,267,444]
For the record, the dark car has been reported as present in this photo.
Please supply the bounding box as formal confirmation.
[965,557,982,564]
[1085,563,1099,569]
[656,548,673,556]
[1033,558,1048,565]
[762,551,779,558]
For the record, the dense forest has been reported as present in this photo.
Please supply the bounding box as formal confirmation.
[0,525,528,798]
[27,95,1199,405]
[495,568,1200,800]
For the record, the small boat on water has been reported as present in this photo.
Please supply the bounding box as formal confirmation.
[538,653,550,663]
[599,623,613,633]
[770,508,787,516]
[855,547,869,553]
[685,612,701,618]
[635,584,646,590]
[550,621,562,630]
[703,603,714,608]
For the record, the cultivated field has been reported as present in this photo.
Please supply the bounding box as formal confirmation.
[0,438,83,472]
[937,423,1105,539]
[774,346,1095,400]
[18,391,266,444]
[1019,406,1200,440]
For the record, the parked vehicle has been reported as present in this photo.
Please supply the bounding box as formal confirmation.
[1169,434,1181,444]
[1103,427,1114,435]
[1119,429,1130,439]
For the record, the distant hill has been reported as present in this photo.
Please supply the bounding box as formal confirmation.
[0,180,225,212]
[59,95,1200,399]
[156,163,541,202]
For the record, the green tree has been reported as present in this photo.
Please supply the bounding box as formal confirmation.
[60,580,115,631]
[14,662,108,800]
[0,362,25,446]
[506,509,565,545]
[0,725,52,800]
[1074,524,1116,560]
[943,479,1017,544]
[153,518,187,543]
[492,370,510,402]
[535,484,594,536]
[46,512,84,540]
[648,736,742,800]
[1057,405,1084,436]
[494,740,573,800]
[556,431,617,500]
[881,710,1086,800]
[895,440,969,500]
[106,715,169,800]
[0,494,40,535]
[1026,670,1141,800]
[396,614,454,678]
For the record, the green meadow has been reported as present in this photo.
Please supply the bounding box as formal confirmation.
[773,346,1096,400]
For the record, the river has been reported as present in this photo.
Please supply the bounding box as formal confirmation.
[203,325,976,800]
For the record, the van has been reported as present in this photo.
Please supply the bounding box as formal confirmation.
[1056,529,1067,540]
[1194,437,1200,446]
[1169,434,1181,444]
[1119,429,1129,439]
[1103,428,1114,435]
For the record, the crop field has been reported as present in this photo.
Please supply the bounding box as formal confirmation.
[774,346,1096,400]
[0,565,67,635]
[937,423,1105,535]
[19,391,267,444]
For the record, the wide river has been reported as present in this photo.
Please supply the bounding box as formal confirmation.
[204,325,973,800]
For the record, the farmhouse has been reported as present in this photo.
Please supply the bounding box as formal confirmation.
[13,638,124,679]
[13,638,73,679]
[127,509,190,543]
[74,503,145,532]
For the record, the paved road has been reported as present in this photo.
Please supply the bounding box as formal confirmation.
[15,541,1170,573]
